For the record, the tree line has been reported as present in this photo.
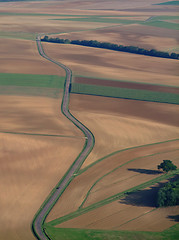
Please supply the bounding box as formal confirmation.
[157,177,179,207]
[42,36,179,60]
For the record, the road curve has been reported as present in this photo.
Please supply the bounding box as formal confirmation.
[32,35,94,240]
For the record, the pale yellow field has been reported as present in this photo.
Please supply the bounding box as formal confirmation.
[43,43,179,86]
[0,133,84,240]
[0,38,65,76]
[70,94,179,168]
[0,94,83,136]
[0,94,85,240]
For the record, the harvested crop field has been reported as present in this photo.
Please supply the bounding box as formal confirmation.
[70,94,179,167]
[0,132,84,240]
[0,94,83,137]
[0,38,65,76]
[57,23,179,52]
[45,93,179,222]
[46,140,179,222]
[43,43,179,86]
[56,196,178,232]
[0,14,114,37]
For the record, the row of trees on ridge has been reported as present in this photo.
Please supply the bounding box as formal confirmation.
[42,36,179,60]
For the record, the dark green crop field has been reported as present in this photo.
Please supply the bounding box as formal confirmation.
[0,73,65,88]
[71,83,179,105]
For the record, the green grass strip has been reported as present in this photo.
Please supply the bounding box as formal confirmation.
[78,139,179,175]
[0,73,65,88]
[52,17,142,25]
[46,170,179,227]
[71,83,179,104]
[79,148,179,208]
[156,1,179,5]
[0,31,36,40]
[142,20,179,30]
[45,223,179,240]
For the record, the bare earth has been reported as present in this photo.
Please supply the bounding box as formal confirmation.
[44,43,179,86]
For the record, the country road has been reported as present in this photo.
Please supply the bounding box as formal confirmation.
[32,35,94,240]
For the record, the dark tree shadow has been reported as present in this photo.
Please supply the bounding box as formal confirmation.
[167,215,179,222]
[119,175,179,207]
[128,168,162,175]
[119,182,165,207]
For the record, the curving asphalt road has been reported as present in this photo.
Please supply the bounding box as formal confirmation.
[32,35,94,240]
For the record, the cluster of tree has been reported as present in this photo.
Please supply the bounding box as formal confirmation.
[157,177,179,207]
[158,160,177,173]
[42,36,179,60]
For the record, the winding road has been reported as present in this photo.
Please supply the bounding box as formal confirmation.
[32,35,94,240]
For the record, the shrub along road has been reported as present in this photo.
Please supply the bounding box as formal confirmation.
[32,35,94,240]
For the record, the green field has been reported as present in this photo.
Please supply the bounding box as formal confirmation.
[156,1,179,5]
[142,20,179,30]
[0,73,65,88]
[52,17,142,25]
[45,224,179,240]
[0,31,36,40]
[71,83,179,105]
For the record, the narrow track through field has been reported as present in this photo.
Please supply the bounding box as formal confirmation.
[32,35,94,240]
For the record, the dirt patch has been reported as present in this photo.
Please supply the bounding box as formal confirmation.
[75,76,179,94]
[44,43,179,86]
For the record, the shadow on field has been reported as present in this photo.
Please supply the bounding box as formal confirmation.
[128,168,162,175]
[119,182,165,207]
[167,215,179,222]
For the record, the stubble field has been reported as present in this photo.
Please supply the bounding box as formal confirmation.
[0,0,179,239]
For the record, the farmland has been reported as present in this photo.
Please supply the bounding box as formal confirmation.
[0,0,179,240]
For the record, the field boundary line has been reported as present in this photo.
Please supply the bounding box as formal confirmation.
[46,170,179,227]
[0,131,85,139]
[78,139,179,175]
[79,148,179,208]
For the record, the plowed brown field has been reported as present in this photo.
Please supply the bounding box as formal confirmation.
[43,43,179,86]
[57,24,179,52]
[56,196,179,232]
[74,76,179,94]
